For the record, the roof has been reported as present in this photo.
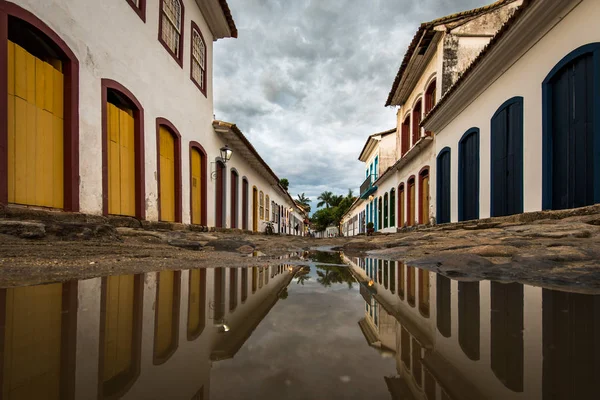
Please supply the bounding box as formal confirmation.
[385,0,518,106]
[420,0,532,127]
[218,0,238,38]
[358,128,396,162]
[213,121,303,213]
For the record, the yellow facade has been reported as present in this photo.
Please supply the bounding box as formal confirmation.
[7,41,64,209]
[103,275,135,383]
[107,103,136,217]
[2,283,63,399]
[159,127,176,221]
[155,271,177,358]
[191,149,202,225]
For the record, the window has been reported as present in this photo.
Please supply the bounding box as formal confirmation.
[401,115,410,156]
[425,79,437,115]
[190,23,207,95]
[272,201,276,221]
[265,195,270,221]
[259,191,264,220]
[126,0,146,22]
[412,100,422,146]
[159,0,184,66]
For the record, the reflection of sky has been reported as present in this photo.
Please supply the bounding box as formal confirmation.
[211,265,396,400]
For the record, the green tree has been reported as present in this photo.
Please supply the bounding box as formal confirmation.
[317,191,334,208]
[296,193,311,213]
[330,194,344,207]
[279,178,289,190]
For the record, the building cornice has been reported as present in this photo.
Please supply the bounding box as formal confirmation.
[195,0,238,40]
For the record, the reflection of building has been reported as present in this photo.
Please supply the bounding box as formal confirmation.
[344,255,600,400]
[0,265,297,399]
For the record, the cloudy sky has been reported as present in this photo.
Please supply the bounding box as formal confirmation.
[214,0,490,207]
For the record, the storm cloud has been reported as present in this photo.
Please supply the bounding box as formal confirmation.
[214,0,492,208]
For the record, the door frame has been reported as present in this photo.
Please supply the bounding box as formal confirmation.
[490,96,523,217]
[189,141,207,225]
[458,128,480,222]
[0,2,80,211]
[155,118,182,222]
[214,158,226,228]
[542,43,600,210]
[436,147,451,224]
[102,79,146,219]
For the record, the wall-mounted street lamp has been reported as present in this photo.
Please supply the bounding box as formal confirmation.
[211,145,233,180]
[220,145,233,163]
[368,195,374,202]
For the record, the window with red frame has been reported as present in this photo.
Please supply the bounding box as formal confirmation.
[159,0,184,65]
[126,0,146,21]
[191,24,207,94]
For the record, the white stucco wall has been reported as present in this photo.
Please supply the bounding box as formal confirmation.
[13,0,300,229]
[433,0,599,221]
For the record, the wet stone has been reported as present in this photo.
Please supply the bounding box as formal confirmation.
[167,239,203,251]
[0,220,46,239]
[205,238,256,252]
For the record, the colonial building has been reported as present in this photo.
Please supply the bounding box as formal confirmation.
[1,0,303,233]
[423,0,600,223]
[343,0,522,235]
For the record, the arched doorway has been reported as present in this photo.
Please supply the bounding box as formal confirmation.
[215,160,226,228]
[189,142,207,225]
[156,119,182,222]
[419,167,430,224]
[491,97,523,217]
[407,176,416,226]
[398,183,405,228]
[436,147,451,223]
[252,186,258,232]
[459,128,480,222]
[543,44,600,210]
[2,3,80,211]
[230,169,238,228]
[102,80,145,219]
[242,178,248,230]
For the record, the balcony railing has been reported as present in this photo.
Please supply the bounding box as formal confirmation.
[360,174,378,199]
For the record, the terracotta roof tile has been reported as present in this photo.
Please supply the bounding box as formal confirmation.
[218,0,238,38]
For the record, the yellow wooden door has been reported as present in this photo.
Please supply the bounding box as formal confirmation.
[2,283,63,399]
[103,275,135,384]
[159,128,175,221]
[107,103,135,217]
[422,175,430,224]
[7,41,64,209]
[191,149,202,225]
[155,271,176,358]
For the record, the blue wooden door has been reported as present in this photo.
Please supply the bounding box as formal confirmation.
[550,53,595,210]
[491,98,524,217]
[459,130,480,221]
[436,149,451,223]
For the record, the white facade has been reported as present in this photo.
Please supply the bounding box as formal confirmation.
[2,0,303,232]
[344,0,523,233]
[424,0,600,222]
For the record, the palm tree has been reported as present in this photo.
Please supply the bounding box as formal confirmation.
[330,195,344,207]
[317,191,334,208]
[296,193,311,212]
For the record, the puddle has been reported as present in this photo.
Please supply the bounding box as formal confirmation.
[0,252,597,399]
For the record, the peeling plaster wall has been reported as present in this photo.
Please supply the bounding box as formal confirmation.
[442,1,522,95]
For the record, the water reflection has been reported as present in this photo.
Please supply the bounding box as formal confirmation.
[0,264,297,400]
[1,254,599,399]
[344,255,600,400]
